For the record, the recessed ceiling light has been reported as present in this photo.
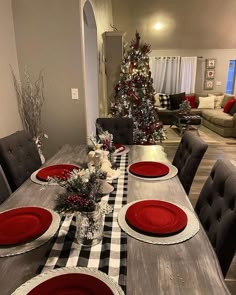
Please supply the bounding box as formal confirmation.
[154,22,162,30]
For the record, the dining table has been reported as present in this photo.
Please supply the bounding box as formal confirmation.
[0,144,230,295]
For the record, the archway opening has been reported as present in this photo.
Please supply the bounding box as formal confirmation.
[83,1,99,140]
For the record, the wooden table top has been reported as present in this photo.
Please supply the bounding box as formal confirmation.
[0,144,230,295]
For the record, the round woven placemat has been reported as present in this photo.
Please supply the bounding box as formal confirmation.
[30,169,58,186]
[118,200,199,244]
[12,267,124,295]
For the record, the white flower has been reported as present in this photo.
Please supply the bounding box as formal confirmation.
[78,169,90,182]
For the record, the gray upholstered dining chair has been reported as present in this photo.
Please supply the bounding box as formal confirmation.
[0,130,42,192]
[96,117,133,144]
[0,165,11,204]
[195,159,236,277]
[172,131,208,195]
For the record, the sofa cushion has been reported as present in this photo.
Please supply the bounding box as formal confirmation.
[208,94,224,109]
[223,98,235,113]
[154,93,162,106]
[169,92,185,110]
[211,116,236,128]
[221,94,235,108]
[184,95,196,108]
[195,93,208,107]
[201,109,236,128]
[189,109,202,115]
[198,96,215,109]
[159,94,171,110]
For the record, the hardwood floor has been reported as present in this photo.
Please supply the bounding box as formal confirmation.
[162,127,236,295]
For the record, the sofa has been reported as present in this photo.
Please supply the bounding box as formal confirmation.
[155,92,236,137]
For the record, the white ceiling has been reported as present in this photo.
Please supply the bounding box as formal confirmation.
[111,0,236,49]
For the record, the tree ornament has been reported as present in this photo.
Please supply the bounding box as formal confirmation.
[178,100,191,114]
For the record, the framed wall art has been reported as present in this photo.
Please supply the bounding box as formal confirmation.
[206,58,216,69]
[205,69,215,79]
[204,80,214,90]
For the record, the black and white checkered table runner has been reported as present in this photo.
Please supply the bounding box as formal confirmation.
[38,153,128,292]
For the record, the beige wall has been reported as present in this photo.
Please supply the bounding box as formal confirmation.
[111,0,236,49]
[12,0,113,158]
[150,49,236,94]
[0,0,22,137]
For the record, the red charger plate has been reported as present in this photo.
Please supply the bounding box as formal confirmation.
[114,144,126,152]
[0,207,52,246]
[28,273,113,295]
[129,161,169,178]
[125,200,187,235]
[36,164,79,181]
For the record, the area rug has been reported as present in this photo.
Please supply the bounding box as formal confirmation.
[163,125,236,144]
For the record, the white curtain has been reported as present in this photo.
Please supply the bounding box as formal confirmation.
[180,56,197,94]
[149,56,181,94]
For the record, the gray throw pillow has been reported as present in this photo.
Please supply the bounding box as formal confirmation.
[229,100,236,116]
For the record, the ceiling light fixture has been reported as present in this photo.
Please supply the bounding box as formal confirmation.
[154,22,162,30]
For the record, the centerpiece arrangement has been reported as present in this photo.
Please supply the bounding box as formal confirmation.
[49,125,120,247]
[89,123,116,154]
[88,124,120,178]
[50,167,106,247]
[51,167,106,213]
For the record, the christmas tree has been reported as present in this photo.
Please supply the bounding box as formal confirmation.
[110,32,165,144]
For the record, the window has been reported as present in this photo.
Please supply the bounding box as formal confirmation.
[225,60,236,94]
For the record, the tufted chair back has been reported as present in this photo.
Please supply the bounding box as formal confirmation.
[96,118,133,144]
[195,159,236,277]
[0,131,42,191]
[172,131,208,195]
[0,165,11,204]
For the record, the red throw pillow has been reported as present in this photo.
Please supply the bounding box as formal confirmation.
[223,98,235,113]
[184,95,196,108]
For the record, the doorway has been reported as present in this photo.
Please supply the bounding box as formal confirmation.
[83,1,99,140]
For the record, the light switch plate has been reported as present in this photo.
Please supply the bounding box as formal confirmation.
[216,81,222,86]
[71,88,79,100]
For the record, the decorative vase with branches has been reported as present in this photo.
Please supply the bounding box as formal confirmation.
[11,66,47,163]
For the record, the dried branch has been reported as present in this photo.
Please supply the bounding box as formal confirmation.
[11,66,45,142]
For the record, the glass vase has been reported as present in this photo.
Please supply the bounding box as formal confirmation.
[76,204,103,247]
